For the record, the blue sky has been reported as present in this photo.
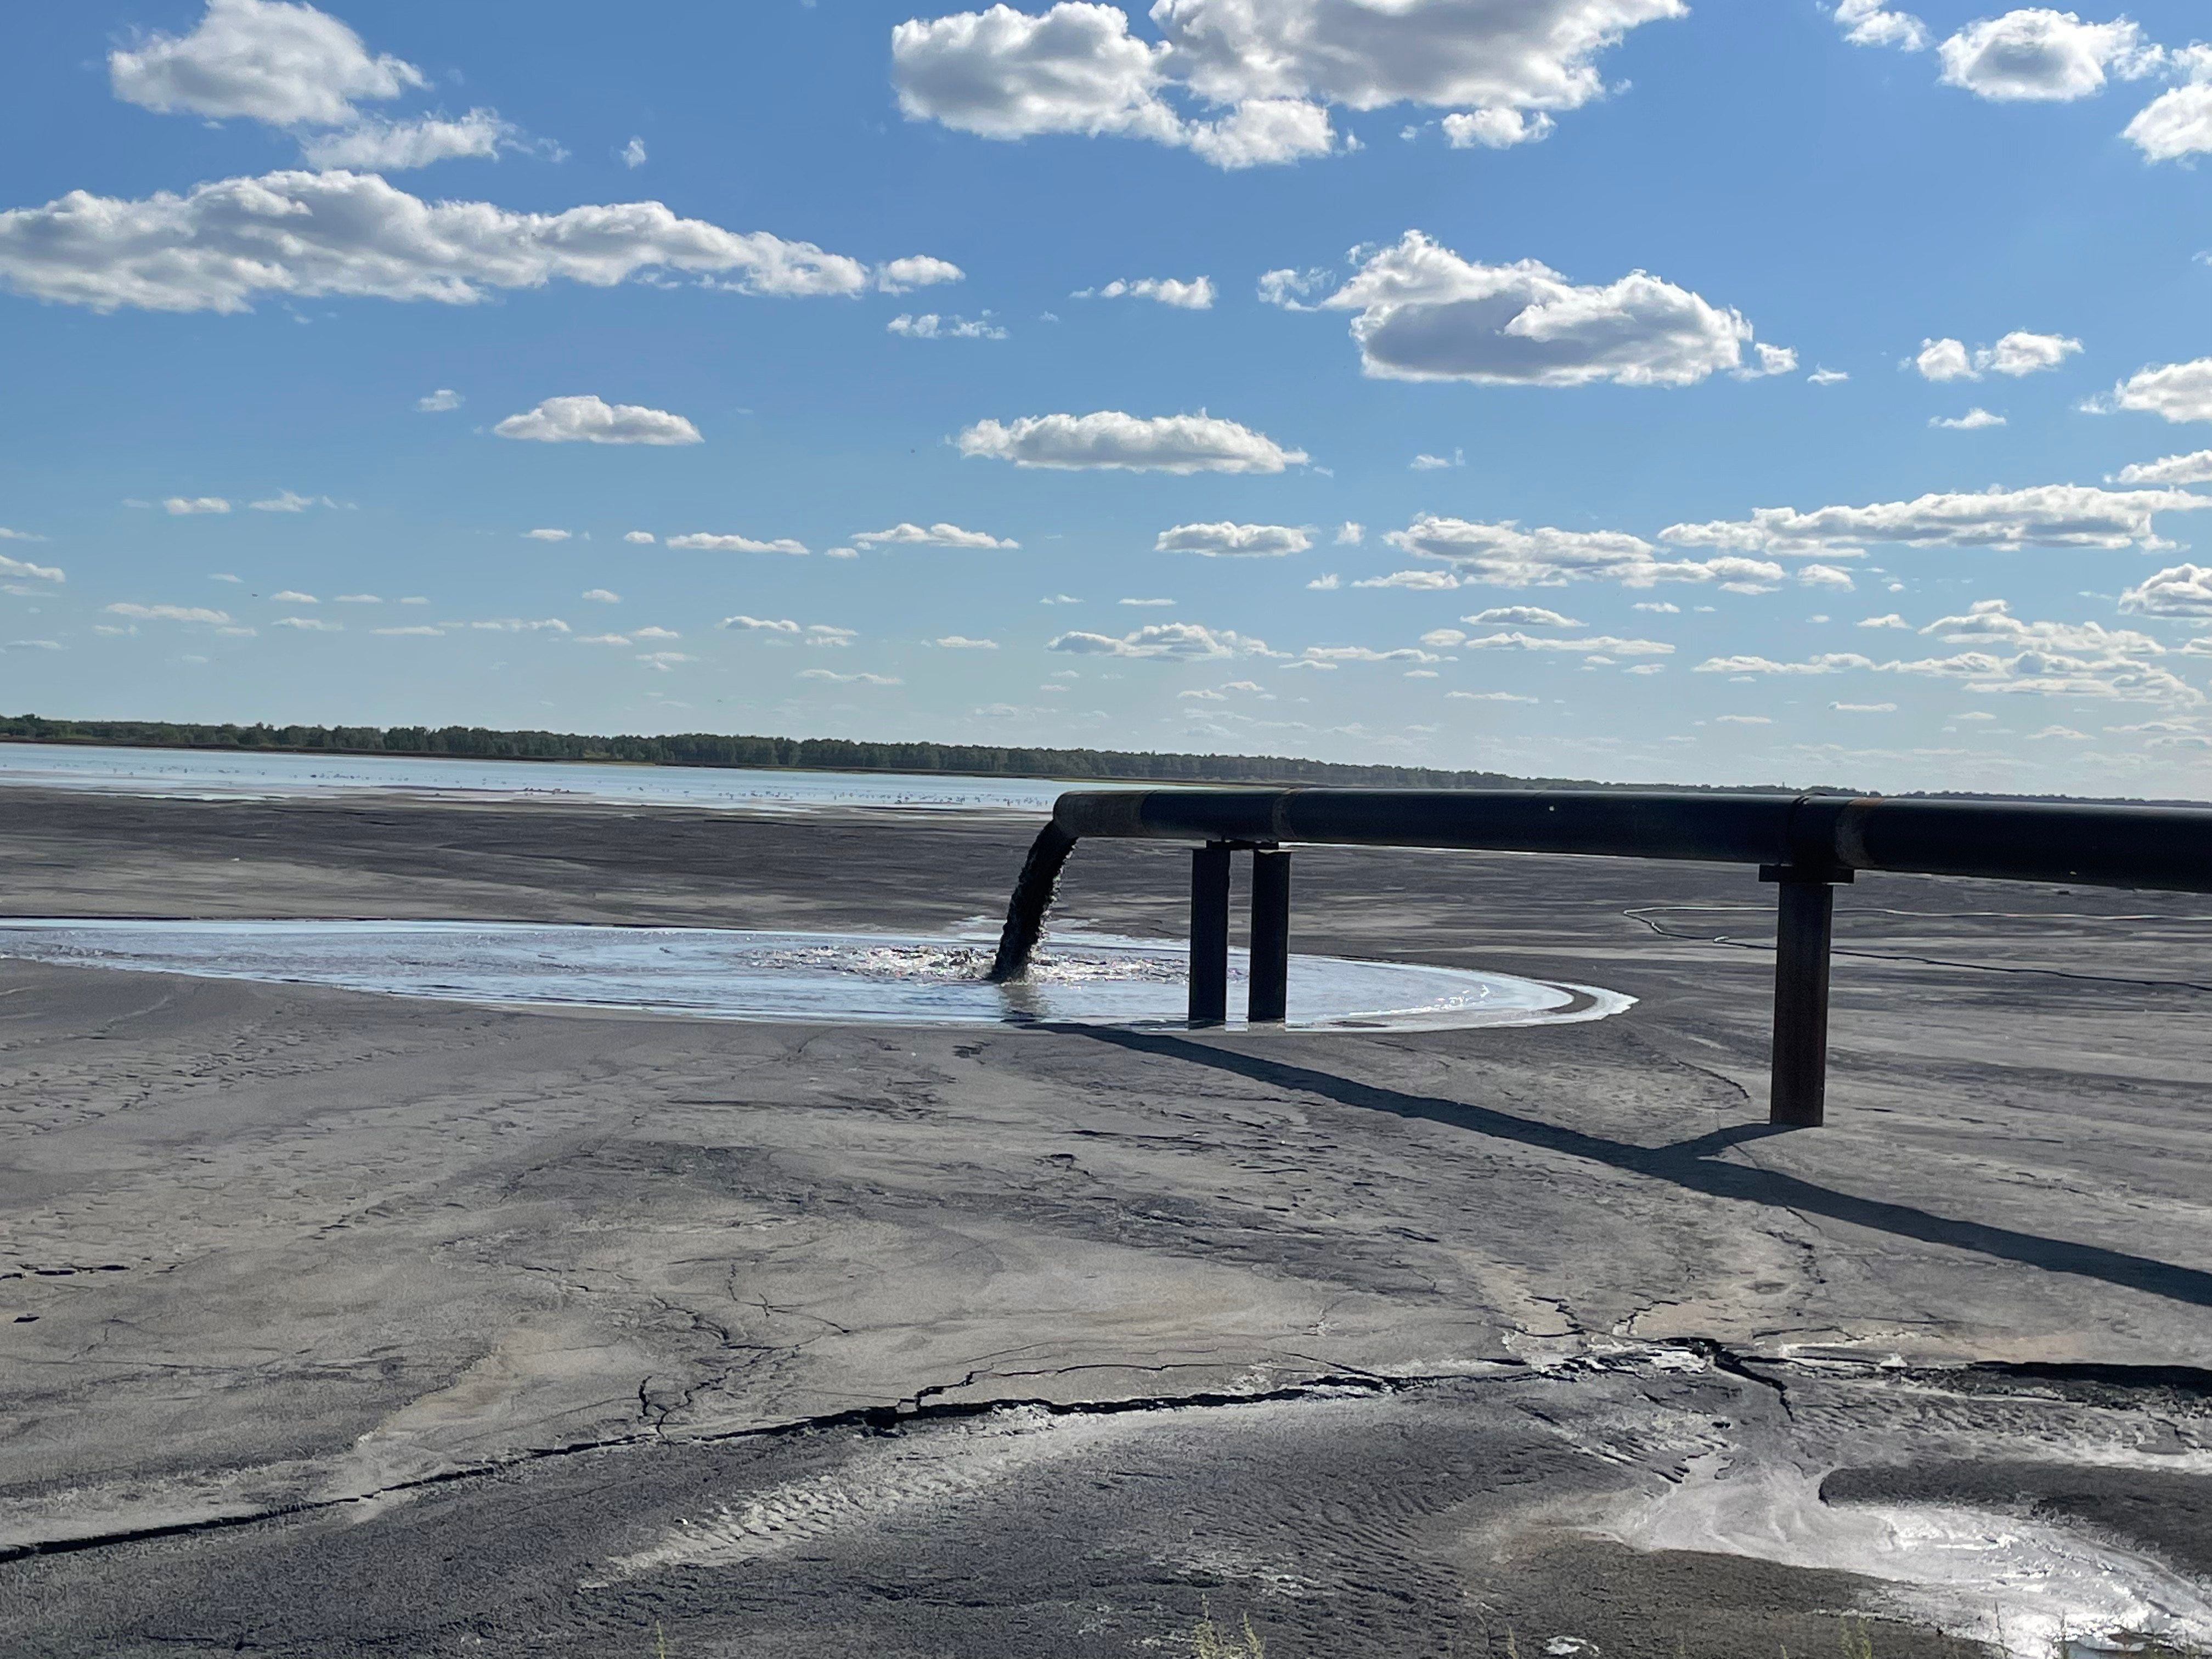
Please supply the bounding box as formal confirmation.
[4,0,2212,793]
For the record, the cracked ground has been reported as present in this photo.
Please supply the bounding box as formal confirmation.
[3,789,2212,1656]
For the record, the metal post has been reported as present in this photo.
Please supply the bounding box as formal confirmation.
[1189,842,1232,1026]
[1762,865,1849,1127]
[1248,847,1291,1024]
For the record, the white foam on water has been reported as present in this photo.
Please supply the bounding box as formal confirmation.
[1596,1453,2212,1656]
[0,919,1633,1033]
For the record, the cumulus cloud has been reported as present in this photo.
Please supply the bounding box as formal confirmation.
[670,532,810,555]
[250,489,338,510]
[934,634,1001,648]
[1318,232,1780,387]
[110,0,423,126]
[1047,620,1273,658]
[1911,330,2081,380]
[164,496,230,515]
[800,669,902,685]
[1858,613,1911,628]
[1076,275,1215,308]
[878,253,967,292]
[621,137,648,168]
[1808,366,1850,385]
[301,109,516,170]
[1412,448,1465,470]
[1931,407,2006,429]
[493,395,702,445]
[1658,483,2210,554]
[466,617,569,633]
[1258,266,1333,309]
[0,170,930,313]
[890,0,1685,167]
[720,614,800,633]
[1920,596,2163,657]
[523,528,571,541]
[1800,563,1857,590]
[2120,563,2212,617]
[274,615,341,630]
[2110,359,2212,424]
[1155,521,1310,556]
[888,312,1007,338]
[1464,606,1581,626]
[2125,47,2212,160]
[1300,644,1443,665]
[1834,0,1929,50]
[582,589,620,603]
[1385,515,1786,590]
[2114,448,2212,486]
[272,589,318,601]
[0,553,64,584]
[105,602,232,623]
[417,388,462,412]
[1937,9,2162,102]
[1695,652,1875,675]
[854,521,1019,548]
[957,410,1305,472]
[1437,629,1672,656]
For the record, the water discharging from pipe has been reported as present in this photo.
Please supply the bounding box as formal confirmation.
[0,919,1630,1032]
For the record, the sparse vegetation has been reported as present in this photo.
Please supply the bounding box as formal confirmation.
[1194,1597,1266,1659]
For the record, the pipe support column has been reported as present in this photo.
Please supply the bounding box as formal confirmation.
[1248,847,1291,1024]
[1762,864,1852,1127]
[1188,842,1232,1026]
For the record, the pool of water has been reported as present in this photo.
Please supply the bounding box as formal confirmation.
[0,919,1632,1033]
[0,743,1099,814]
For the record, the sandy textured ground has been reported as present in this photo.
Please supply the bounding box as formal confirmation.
[2,787,2210,1657]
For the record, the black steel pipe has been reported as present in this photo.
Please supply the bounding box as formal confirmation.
[1767,869,1845,1127]
[1189,842,1232,1025]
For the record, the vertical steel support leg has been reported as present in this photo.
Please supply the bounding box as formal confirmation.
[1764,868,1845,1127]
[1189,842,1232,1026]
[1249,847,1291,1024]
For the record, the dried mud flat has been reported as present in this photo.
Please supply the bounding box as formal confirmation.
[3,788,2211,1658]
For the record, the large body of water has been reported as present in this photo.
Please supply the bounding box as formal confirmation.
[0,742,1094,813]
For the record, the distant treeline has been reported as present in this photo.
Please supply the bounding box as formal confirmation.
[0,713,1549,789]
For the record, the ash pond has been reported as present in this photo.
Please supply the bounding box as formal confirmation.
[0,919,1630,1032]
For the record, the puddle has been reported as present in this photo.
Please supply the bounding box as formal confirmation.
[0,919,1632,1032]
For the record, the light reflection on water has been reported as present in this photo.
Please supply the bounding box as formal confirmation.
[0,919,1631,1033]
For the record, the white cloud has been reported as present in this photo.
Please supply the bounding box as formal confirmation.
[272,588,318,602]
[1715,714,1773,725]
[1076,275,1215,308]
[250,488,337,511]
[2120,563,2212,617]
[1412,448,1465,470]
[334,593,377,602]
[1465,605,1581,626]
[110,0,424,126]
[799,669,902,685]
[1800,563,1857,589]
[2115,449,2212,485]
[721,614,801,633]
[1307,573,1340,590]
[1046,620,1273,658]
[582,589,620,603]
[1319,232,1779,387]
[1335,521,1363,545]
[854,521,1019,548]
[1155,521,1310,556]
[1834,0,1928,51]
[0,527,45,541]
[523,528,572,542]
[417,388,462,412]
[1831,701,1899,712]
[1387,514,1786,589]
[1633,600,1678,613]
[1354,569,1463,589]
[2111,359,2212,424]
[1912,330,2081,381]
[806,625,857,646]
[494,395,702,445]
[1920,596,2163,657]
[1460,629,1672,655]
[375,626,441,637]
[2125,48,2212,160]
[466,617,569,633]
[637,651,692,670]
[935,634,1001,648]
[891,0,1685,167]
[888,312,1007,338]
[274,615,341,630]
[1120,596,1175,605]
[1448,689,1539,702]
[0,170,923,313]
[301,109,514,170]
[1659,483,2211,554]
[957,410,1305,472]
[106,602,232,623]
[1258,267,1333,308]
[624,530,656,544]
[1937,9,2162,102]
[576,633,629,645]
[1298,644,1441,665]
[877,254,967,294]
[164,496,230,514]
[621,136,648,168]
[1858,613,1911,628]
[1695,652,1876,674]
[0,554,64,584]
[1808,366,1850,385]
[672,532,810,555]
[631,625,680,640]
[1442,107,1555,148]
[1931,407,2006,429]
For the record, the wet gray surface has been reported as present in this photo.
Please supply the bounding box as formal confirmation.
[2,788,2211,1656]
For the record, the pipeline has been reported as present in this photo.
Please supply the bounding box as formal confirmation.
[987,820,1079,983]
